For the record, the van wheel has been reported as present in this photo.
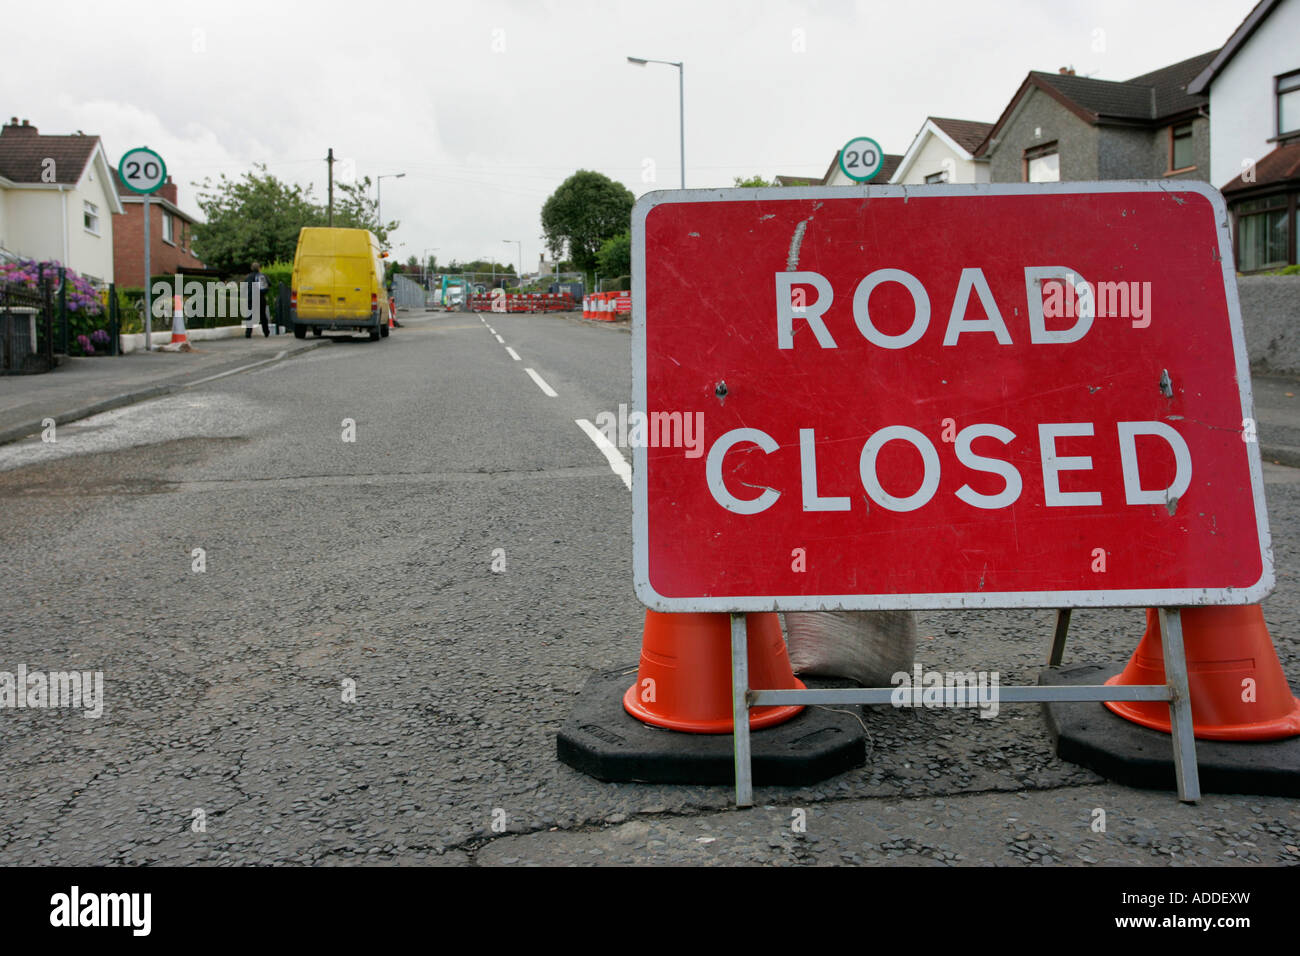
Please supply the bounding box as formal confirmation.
[293,324,306,339]
[380,323,390,338]
[369,326,381,341]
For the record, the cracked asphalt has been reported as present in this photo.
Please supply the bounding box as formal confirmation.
[0,310,1298,867]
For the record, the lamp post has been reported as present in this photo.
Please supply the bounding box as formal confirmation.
[503,240,522,287]
[627,56,684,188]
[376,172,405,240]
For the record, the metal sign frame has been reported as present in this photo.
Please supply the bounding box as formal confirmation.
[630,182,1274,808]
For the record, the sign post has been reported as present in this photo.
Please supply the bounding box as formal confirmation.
[117,147,167,351]
[632,182,1272,806]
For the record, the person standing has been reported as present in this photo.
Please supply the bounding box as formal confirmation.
[244,262,271,338]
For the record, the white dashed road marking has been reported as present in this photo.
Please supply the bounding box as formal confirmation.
[576,419,632,490]
[505,347,521,361]
[524,368,558,397]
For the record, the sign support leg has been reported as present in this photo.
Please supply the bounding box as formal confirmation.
[730,612,753,807]
[1048,608,1072,666]
[1159,607,1201,803]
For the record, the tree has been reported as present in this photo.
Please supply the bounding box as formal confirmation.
[540,170,635,278]
[733,175,776,187]
[192,164,329,272]
[596,230,630,277]
[192,164,399,273]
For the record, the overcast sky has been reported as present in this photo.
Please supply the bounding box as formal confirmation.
[9,0,1256,271]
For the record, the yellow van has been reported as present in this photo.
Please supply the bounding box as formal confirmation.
[290,227,389,341]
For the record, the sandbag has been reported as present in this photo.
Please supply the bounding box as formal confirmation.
[783,610,916,686]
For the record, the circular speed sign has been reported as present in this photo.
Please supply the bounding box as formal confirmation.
[117,147,167,195]
[838,136,884,183]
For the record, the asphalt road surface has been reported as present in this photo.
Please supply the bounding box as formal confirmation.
[1,310,1298,866]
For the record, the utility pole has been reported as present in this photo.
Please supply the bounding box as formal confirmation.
[327,148,335,226]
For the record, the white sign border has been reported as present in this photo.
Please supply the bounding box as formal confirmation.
[631,180,1275,612]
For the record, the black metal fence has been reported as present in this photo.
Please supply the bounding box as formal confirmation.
[0,278,54,374]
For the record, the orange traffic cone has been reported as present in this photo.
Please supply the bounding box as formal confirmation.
[1105,606,1300,741]
[622,610,805,733]
[169,294,188,345]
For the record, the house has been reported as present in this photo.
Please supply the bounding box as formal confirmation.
[889,117,993,184]
[774,175,821,187]
[822,148,903,185]
[0,118,122,284]
[112,172,205,287]
[1188,0,1300,271]
[976,53,1217,184]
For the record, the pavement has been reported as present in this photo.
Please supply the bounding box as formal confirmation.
[1253,374,1300,468]
[0,329,329,446]
[0,307,1298,868]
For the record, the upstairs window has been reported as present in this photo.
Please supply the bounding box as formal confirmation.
[162,213,174,244]
[1024,142,1059,182]
[83,201,99,235]
[1279,70,1300,138]
[1170,122,1195,171]
[924,170,947,184]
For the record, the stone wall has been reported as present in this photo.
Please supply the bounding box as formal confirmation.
[1238,275,1300,377]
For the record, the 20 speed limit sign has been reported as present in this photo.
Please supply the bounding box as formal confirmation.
[117,147,167,195]
[838,136,883,182]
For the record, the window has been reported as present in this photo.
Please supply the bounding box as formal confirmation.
[1235,196,1291,272]
[162,213,174,244]
[1170,122,1195,171]
[1024,142,1059,182]
[1279,70,1300,138]
[83,201,99,235]
[925,170,947,184]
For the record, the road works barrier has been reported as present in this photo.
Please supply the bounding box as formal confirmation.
[558,181,1296,804]
[471,291,575,314]
[581,292,631,321]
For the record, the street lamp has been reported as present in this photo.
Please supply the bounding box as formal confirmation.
[628,56,684,188]
[376,172,406,240]
[503,239,522,287]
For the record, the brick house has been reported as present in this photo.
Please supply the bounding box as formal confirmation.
[976,52,1217,184]
[111,171,205,287]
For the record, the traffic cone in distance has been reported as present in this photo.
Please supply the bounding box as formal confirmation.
[622,610,805,733]
[169,296,188,345]
[1105,606,1300,741]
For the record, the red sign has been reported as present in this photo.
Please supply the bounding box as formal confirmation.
[632,183,1272,611]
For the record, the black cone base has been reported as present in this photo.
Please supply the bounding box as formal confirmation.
[557,669,865,786]
[1040,663,1300,797]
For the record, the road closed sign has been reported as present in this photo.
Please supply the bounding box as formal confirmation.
[631,182,1273,611]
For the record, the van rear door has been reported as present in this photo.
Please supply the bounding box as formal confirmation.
[295,231,374,320]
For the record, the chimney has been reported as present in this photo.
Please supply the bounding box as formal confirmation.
[2,117,37,137]
[1058,66,1075,76]
[158,174,178,205]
